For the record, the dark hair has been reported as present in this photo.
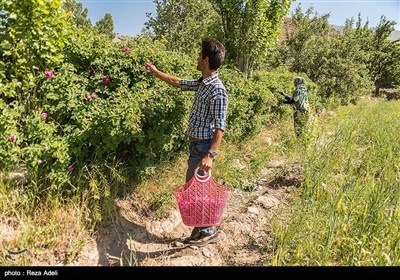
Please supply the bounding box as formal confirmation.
[201,38,225,70]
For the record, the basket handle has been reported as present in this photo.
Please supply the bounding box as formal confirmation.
[194,167,211,183]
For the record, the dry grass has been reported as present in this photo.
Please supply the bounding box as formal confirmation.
[0,187,90,265]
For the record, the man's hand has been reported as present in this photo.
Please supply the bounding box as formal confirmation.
[145,61,157,74]
[144,61,181,87]
[198,153,213,172]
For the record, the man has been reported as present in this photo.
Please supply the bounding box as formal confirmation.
[281,76,310,137]
[145,38,227,246]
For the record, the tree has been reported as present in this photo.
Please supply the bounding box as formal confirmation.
[95,13,114,40]
[282,5,331,74]
[367,17,400,95]
[211,0,292,77]
[374,41,400,92]
[146,0,291,77]
[341,15,400,95]
[62,0,92,29]
[144,0,221,55]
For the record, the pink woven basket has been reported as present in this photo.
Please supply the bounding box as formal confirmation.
[173,168,229,227]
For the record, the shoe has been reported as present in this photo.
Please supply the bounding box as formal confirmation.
[188,231,220,247]
[184,228,201,243]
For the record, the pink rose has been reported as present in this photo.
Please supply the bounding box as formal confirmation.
[45,69,54,79]
[41,112,48,119]
[85,95,92,100]
[102,76,110,85]
[91,92,97,98]
[124,47,130,54]
[9,135,17,142]
[131,125,137,131]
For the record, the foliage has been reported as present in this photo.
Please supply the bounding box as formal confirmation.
[338,15,400,96]
[219,66,318,141]
[145,0,291,76]
[62,0,92,29]
[144,0,221,56]
[366,17,400,94]
[0,0,70,104]
[220,68,274,140]
[62,0,116,40]
[252,67,318,114]
[94,13,115,40]
[211,0,292,77]
[39,34,197,180]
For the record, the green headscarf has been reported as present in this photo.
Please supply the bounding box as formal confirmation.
[294,76,306,86]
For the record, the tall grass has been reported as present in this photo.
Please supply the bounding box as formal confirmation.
[0,182,90,265]
[269,100,400,265]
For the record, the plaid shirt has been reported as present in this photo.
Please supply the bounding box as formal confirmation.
[180,74,228,139]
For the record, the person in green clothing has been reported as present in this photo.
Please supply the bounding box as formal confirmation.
[281,76,310,137]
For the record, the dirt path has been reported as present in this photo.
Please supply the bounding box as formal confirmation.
[71,158,302,266]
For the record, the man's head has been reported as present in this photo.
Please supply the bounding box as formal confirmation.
[197,38,225,71]
[294,76,306,87]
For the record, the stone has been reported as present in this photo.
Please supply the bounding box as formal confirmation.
[255,196,279,209]
[247,206,259,216]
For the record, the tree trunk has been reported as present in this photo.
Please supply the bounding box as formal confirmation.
[374,79,381,97]
[374,85,380,97]
[238,54,253,79]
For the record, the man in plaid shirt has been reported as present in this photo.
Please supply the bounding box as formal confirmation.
[146,38,227,246]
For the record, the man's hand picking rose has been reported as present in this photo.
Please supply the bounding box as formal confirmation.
[145,61,156,74]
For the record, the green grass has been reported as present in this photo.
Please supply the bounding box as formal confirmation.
[268,99,400,266]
